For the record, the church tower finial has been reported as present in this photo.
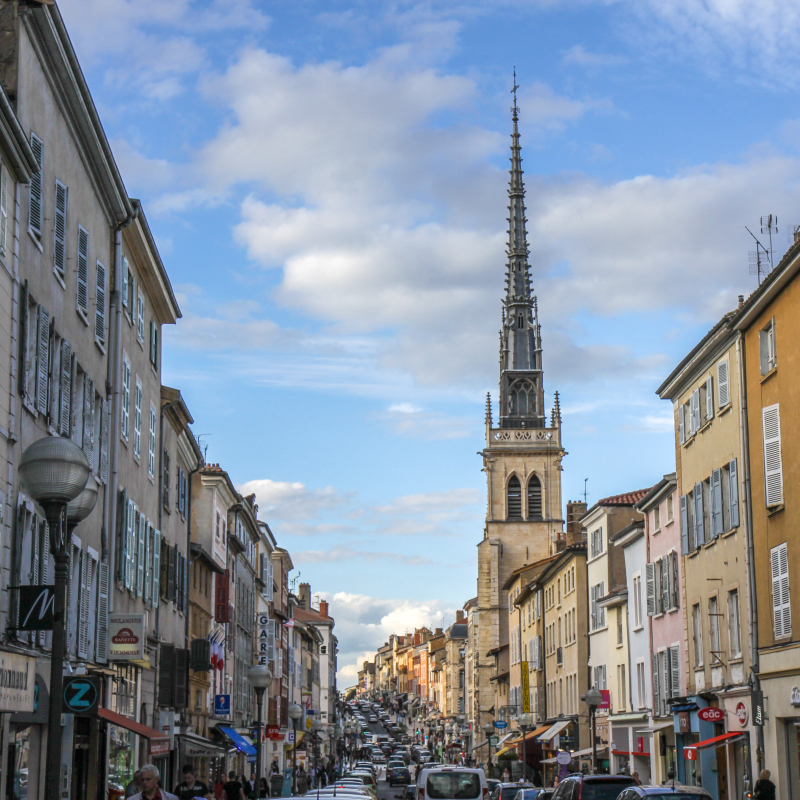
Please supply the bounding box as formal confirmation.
[498,72,545,429]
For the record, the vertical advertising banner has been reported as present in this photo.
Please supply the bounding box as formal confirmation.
[520,662,530,713]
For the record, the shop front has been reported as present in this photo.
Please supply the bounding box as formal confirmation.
[217,725,256,775]
[176,732,230,786]
[758,671,800,799]
[608,712,649,783]
[536,719,576,783]
[3,654,39,800]
[634,721,674,785]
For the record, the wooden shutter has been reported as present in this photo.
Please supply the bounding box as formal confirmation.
[95,262,106,342]
[680,495,689,554]
[763,404,783,507]
[705,375,713,421]
[76,226,89,313]
[36,306,49,415]
[717,359,729,407]
[152,529,161,606]
[660,557,670,613]
[710,469,723,537]
[54,181,67,274]
[136,513,146,598]
[678,404,685,445]
[159,643,175,706]
[669,646,680,698]
[729,459,739,528]
[28,133,42,236]
[77,551,90,659]
[167,543,176,602]
[82,374,94,469]
[215,569,229,622]
[174,648,189,708]
[0,165,7,255]
[126,500,136,590]
[693,482,705,546]
[771,543,791,639]
[117,489,127,583]
[96,561,109,663]
[59,339,72,436]
[652,653,660,715]
[67,541,76,652]
[646,563,656,616]
[99,399,109,483]
[671,552,679,610]
[144,524,151,605]
[162,449,170,507]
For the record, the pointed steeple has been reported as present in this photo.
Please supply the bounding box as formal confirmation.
[498,71,545,429]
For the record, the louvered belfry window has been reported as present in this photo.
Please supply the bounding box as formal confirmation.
[507,475,522,520]
[527,475,542,520]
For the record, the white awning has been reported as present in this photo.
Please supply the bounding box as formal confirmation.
[537,719,570,743]
[542,746,608,763]
[496,733,513,747]
[635,722,674,734]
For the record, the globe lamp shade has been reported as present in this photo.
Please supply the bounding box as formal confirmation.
[19,437,90,505]
[66,473,99,526]
[247,663,273,690]
[288,703,303,721]
[518,713,533,728]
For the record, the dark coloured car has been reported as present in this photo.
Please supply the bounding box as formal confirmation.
[512,791,553,800]
[614,788,711,799]
[551,775,637,800]
[490,783,534,800]
[389,768,412,787]
[395,787,417,800]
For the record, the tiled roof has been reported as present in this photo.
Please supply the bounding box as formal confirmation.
[293,607,332,622]
[597,488,652,506]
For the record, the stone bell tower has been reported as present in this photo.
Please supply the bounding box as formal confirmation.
[471,79,566,735]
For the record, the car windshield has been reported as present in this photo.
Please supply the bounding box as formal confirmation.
[580,780,636,800]
[502,787,531,800]
[641,796,708,799]
[426,774,481,800]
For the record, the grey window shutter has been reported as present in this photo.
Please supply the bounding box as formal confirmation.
[78,551,90,659]
[159,643,175,706]
[18,280,28,398]
[59,339,72,436]
[96,561,109,663]
[717,360,729,407]
[174,648,189,708]
[711,469,723,537]
[117,488,127,584]
[729,459,739,528]
[0,165,8,256]
[67,541,76,653]
[705,375,713,421]
[152,530,161,606]
[54,181,67,274]
[82,374,94,469]
[167,543,176,602]
[660,651,669,714]
[680,495,689,554]
[136,513,146,598]
[99,399,109,483]
[76,227,89,313]
[126,501,136,590]
[95,262,106,343]
[661,557,670,613]
[121,257,129,309]
[763,404,783,507]
[678,404,685,445]
[646,563,655,616]
[144,524,151,605]
[36,306,50,415]
[671,552,679,610]
[670,646,680,698]
[28,133,42,236]
[694,482,705,545]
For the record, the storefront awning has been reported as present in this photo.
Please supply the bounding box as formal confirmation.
[684,732,743,760]
[471,738,489,750]
[218,725,256,756]
[537,719,570,743]
[541,746,608,764]
[178,732,230,757]
[635,722,673,734]
[508,725,551,745]
[98,708,170,745]
[608,712,648,723]
[671,703,698,712]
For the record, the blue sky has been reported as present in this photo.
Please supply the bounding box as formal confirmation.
[61,0,800,683]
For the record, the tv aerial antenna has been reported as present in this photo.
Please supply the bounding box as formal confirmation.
[745,215,777,285]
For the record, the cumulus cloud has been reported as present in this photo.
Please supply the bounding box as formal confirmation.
[237,478,347,522]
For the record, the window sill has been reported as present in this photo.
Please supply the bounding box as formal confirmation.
[137,335,144,350]
[665,519,675,528]
[721,527,738,539]
[767,503,785,517]
[703,538,717,550]
[761,366,777,385]
[653,528,661,536]
[729,657,743,665]
[718,403,732,417]
[27,228,43,252]
[632,624,644,632]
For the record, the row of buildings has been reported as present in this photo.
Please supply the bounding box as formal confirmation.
[357,95,800,800]
[0,3,338,799]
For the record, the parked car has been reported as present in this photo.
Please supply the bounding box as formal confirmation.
[551,775,637,800]
[512,791,552,800]
[389,768,412,787]
[614,788,712,799]
[394,787,417,800]
[417,766,488,800]
[490,783,534,800]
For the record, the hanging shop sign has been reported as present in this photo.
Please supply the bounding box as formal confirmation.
[15,585,55,630]
[108,614,145,660]
[0,652,35,713]
[697,707,724,723]
[735,702,748,727]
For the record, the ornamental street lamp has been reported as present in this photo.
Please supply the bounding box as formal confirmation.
[248,664,273,794]
[19,437,92,800]
[582,687,603,775]
[518,712,533,783]
[483,722,495,777]
[288,704,303,795]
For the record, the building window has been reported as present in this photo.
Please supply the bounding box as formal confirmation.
[771,542,792,640]
[527,475,542,520]
[590,527,603,558]
[148,405,156,478]
[591,583,605,630]
[728,590,741,659]
[617,664,626,711]
[617,607,624,645]
[692,603,703,667]
[763,404,783,507]
[667,494,674,523]
[137,292,145,343]
[760,318,776,374]
[133,379,142,458]
[654,504,661,532]
[121,355,130,441]
[636,661,646,709]
[633,574,642,629]
[708,596,721,664]
[507,476,522,520]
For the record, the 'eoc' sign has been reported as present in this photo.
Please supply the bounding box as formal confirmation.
[697,707,725,723]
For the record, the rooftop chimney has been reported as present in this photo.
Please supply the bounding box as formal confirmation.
[435,627,443,637]
[319,600,329,618]
[566,500,588,545]
[414,632,421,646]
[456,610,464,622]
[299,582,311,609]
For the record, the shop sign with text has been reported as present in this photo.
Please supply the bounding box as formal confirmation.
[108,614,145,660]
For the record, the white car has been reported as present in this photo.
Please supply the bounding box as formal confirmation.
[417,767,488,800]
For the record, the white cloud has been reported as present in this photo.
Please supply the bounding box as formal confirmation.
[237,479,348,522]
[562,44,627,69]
[381,404,474,439]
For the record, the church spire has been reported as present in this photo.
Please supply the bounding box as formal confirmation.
[498,71,545,429]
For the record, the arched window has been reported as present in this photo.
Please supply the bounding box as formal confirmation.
[528,475,543,520]
[509,379,537,416]
[507,476,522,519]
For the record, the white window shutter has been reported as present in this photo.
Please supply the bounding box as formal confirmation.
[680,495,690,554]
[28,133,42,236]
[717,360,729,407]
[645,563,656,616]
[729,458,739,528]
[705,375,713,421]
[78,551,90,659]
[670,646,680,698]
[54,181,67,275]
[95,262,106,343]
[59,339,72,436]
[0,165,8,256]
[763,404,783,507]
[77,227,89,313]
[99,398,109,483]
[694,482,705,545]
[126,500,136,590]
[678,404,685,445]
[771,543,791,639]
[96,561,109,663]
[711,469,723,537]
[36,306,49,416]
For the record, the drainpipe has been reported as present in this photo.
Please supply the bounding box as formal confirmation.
[736,333,763,778]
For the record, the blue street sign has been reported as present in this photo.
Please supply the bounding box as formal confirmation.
[493,721,507,729]
[62,676,101,716]
[215,694,231,715]
[247,755,256,764]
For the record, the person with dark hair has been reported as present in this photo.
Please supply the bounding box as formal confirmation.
[174,766,209,800]
[258,778,269,798]
[223,772,245,800]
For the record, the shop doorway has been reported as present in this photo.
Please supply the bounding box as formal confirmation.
[785,721,800,800]
[71,717,91,800]
[6,726,30,800]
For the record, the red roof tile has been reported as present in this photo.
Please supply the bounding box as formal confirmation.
[293,607,332,622]
[597,488,652,506]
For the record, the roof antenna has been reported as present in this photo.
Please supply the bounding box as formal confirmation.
[195,433,211,462]
[583,478,589,505]
[745,218,776,285]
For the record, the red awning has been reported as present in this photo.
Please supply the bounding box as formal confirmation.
[683,732,743,761]
[99,708,170,742]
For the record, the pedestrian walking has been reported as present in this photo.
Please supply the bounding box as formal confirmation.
[127,765,178,800]
[125,772,143,799]
[258,778,269,798]
[753,770,776,800]
[223,772,246,800]
[173,766,210,800]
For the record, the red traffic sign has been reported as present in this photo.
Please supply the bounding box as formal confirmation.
[697,707,724,723]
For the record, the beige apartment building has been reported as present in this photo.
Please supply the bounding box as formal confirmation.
[658,310,755,798]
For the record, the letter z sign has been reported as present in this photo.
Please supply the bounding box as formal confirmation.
[62,676,101,717]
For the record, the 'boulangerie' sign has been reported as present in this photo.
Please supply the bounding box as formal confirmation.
[108,614,145,660]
